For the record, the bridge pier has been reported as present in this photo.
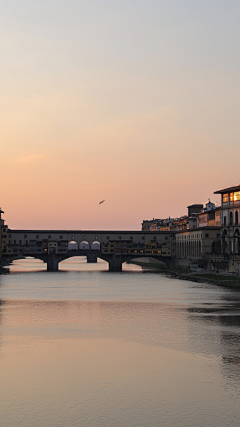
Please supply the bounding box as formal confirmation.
[47,254,59,271]
[108,256,122,272]
[87,255,98,263]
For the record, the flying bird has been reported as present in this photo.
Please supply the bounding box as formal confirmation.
[99,200,105,205]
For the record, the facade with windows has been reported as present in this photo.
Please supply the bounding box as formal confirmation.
[0,208,3,264]
[102,235,175,257]
[214,185,240,254]
[1,221,8,255]
[196,202,221,228]
[176,227,221,259]
[0,209,8,264]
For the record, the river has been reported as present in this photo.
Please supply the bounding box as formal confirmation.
[0,257,240,426]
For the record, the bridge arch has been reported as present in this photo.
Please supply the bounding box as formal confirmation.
[91,241,100,250]
[68,240,78,250]
[79,241,90,250]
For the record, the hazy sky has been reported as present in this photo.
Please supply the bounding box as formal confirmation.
[1,0,240,230]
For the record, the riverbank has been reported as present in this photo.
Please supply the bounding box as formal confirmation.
[0,266,7,274]
[128,260,240,288]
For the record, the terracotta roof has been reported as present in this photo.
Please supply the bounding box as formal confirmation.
[214,185,240,194]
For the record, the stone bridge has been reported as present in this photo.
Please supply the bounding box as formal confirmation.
[5,229,175,271]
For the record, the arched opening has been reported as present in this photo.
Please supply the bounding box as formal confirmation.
[212,240,221,254]
[222,229,227,254]
[235,228,240,254]
[91,241,100,250]
[68,240,78,250]
[79,241,90,250]
[235,211,239,225]
[230,211,233,225]
[194,241,196,258]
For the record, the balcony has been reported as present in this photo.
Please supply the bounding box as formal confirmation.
[231,201,240,208]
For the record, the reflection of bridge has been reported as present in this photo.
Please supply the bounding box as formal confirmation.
[5,230,175,272]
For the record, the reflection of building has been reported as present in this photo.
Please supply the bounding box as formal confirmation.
[187,298,240,387]
[214,185,240,254]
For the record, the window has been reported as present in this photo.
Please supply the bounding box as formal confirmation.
[36,235,39,239]
[234,192,240,201]
[230,211,233,225]
[165,237,168,240]
[230,192,234,201]
[142,236,144,240]
[60,235,63,239]
[95,236,98,240]
[9,234,12,238]
[118,236,121,240]
[205,233,209,238]
[224,216,226,225]
[223,193,228,203]
[24,234,27,238]
[48,235,51,239]
[19,240,22,244]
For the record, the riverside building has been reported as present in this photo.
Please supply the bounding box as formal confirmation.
[214,185,240,255]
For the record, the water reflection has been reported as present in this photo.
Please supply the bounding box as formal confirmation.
[1,259,240,426]
[187,291,240,390]
[1,295,240,388]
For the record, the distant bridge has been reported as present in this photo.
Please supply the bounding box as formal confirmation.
[5,229,175,271]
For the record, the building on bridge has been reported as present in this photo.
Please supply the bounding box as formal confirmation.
[102,236,174,257]
[5,229,176,271]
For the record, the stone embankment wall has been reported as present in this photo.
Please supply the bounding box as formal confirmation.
[175,257,240,275]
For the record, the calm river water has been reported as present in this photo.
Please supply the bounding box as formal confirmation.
[1,257,240,427]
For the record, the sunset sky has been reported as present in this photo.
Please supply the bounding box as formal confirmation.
[1,0,240,230]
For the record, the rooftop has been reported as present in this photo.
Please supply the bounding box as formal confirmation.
[214,185,240,194]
